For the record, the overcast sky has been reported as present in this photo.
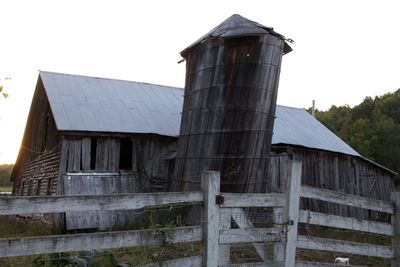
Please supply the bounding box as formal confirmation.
[1,0,399,164]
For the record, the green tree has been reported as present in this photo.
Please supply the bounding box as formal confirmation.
[315,89,400,180]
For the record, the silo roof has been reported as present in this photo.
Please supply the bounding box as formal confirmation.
[181,14,292,57]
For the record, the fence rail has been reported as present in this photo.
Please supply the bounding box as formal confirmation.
[0,226,202,258]
[0,191,203,215]
[220,192,286,207]
[1,161,400,266]
[300,185,394,214]
[297,235,393,259]
[298,209,394,236]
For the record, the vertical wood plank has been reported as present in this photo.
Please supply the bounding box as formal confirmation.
[284,160,302,267]
[219,208,231,265]
[73,139,81,171]
[59,139,69,175]
[108,138,120,171]
[273,207,285,263]
[391,192,400,267]
[81,138,91,171]
[96,138,109,171]
[201,171,220,267]
[67,139,75,172]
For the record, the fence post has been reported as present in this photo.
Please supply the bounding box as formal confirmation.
[284,160,302,267]
[201,171,220,267]
[219,209,231,265]
[273,207,285,263]
[391,192,400,267]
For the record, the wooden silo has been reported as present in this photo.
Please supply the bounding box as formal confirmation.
[173,14,292,193]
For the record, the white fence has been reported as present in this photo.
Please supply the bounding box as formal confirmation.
[0,160,399,266]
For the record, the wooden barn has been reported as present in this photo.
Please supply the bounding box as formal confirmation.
[11,71,396,229]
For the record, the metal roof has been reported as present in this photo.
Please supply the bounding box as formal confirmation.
[40,71,359,156]
[40,71,183,137]
[181,14,292,57]
[272,106,360,156]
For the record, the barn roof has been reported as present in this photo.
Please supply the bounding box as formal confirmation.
[40,71,183,137]
[40,71,359,156]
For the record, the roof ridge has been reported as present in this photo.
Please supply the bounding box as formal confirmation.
[39,70,184,91]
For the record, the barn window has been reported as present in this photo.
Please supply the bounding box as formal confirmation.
[90,137,97,170]
[119,138,133,169]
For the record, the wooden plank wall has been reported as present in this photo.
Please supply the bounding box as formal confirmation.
[58,134,176,230]
[59,137,121,174]
[12,79,61,196]
[63,173,138,230]
[12,147,60,196]
[134,135,177,192]
[270,147,395,221]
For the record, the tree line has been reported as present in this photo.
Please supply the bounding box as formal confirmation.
[313,89,400,183]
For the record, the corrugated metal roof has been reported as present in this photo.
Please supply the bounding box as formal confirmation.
[40,71,183,137]
[40,71,359,156]
[181,14,292,57]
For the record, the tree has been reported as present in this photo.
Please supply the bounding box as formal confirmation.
[315,89,400,184]
[0,77,10,98]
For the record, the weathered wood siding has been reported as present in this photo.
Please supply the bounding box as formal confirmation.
[63,173,138,230]
[269,147,395,221]
[58,134,176,230]
[174,34,287,193]
[133,135,177,192]
[12,148,60,196]
[12,78,60,196]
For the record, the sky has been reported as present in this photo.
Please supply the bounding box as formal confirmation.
[0,0,400,164]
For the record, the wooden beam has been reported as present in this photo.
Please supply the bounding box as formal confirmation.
[221,263,275,267]
[391,192,400,267]
[219,208,231,265]
[297,235,393,259]
[273,207,286,263]
[201,171,220,267]
[231,207,269,262]
[219,227,284,244]
[0,192,203,215]
[299,210,394,236]
[220,193,286,208]
[285,161,302,267]
[0,226,202,258]
[300,185,393,214]
[296,261,368,267]
[143,256,202,267]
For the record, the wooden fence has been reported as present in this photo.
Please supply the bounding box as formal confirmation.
[0,160,399,266]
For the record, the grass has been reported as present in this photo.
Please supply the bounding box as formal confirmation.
[296,224,392,266]
[0,216,60,238]
[0,211,201,266]
[0,212,393,266]
[0,186,12,192]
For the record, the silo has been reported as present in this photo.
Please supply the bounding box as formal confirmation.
[173,14,292,193]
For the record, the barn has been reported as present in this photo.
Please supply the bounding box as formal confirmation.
[11,71,396,229]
